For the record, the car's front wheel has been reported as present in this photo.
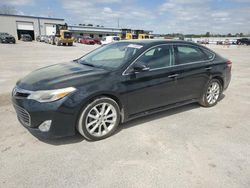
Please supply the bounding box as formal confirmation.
[199,79,222,107]
[77,97,120,141]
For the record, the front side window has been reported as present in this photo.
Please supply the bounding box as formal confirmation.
[135,45,173,70]
[175,45,208,65]
[78,42,144,69]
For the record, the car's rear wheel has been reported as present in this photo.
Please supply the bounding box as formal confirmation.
[199,79,222,107]
[77,97,120,141]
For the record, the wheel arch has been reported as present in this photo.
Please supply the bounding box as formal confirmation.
[212,76,224,88]
[76,92,125,126]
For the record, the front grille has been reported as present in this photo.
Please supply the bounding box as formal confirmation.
[13,104,31,127]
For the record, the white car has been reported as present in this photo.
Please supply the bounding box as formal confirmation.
[101,36,120,45]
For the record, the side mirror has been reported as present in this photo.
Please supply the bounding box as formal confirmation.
[133,63,150,73]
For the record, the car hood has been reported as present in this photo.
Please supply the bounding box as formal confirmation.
[17,62,109,90]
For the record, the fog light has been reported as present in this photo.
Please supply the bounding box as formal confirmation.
[38,120,52,132]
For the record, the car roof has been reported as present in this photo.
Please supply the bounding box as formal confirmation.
[119,39,203,47]
[124,39,193,44]
[116,39,213,52]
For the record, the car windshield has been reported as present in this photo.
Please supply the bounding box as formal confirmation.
[0,33,9,36]
[64,32,72,38]
[78,42,144,69]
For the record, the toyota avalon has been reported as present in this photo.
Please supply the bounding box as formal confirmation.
[12,40,232,141]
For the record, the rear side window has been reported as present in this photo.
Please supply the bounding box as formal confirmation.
[202,49,214,60]
[175,45,209,65]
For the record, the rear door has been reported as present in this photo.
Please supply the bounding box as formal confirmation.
[172,44,215,101]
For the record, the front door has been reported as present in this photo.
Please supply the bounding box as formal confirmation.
[122,44,180,115]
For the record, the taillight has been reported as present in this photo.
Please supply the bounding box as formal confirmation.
[227,60,232,70]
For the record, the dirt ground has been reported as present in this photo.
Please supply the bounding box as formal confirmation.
[0,41,250,188]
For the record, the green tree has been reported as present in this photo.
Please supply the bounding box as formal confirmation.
[205,32,210,37]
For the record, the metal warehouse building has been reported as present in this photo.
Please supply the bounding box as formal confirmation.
[0,14,64,40]
[0,14,153,40]
[68,25,121,39]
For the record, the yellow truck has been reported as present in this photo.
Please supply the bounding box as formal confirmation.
[133,30,146,39]
[120,29,133,40]
[54,24,74,46]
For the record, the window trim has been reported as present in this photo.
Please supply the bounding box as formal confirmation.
[122,43,216,76]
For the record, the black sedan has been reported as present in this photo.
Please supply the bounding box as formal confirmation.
[236,38,250,45]
[0,32,16,43]
[12,40,232,141]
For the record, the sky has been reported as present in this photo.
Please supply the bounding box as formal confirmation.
[1,0,250,34]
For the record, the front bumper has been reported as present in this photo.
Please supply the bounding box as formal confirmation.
[58,39,74,43]
[12,96,78,138]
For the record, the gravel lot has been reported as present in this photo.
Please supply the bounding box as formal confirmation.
[0,41,250,188]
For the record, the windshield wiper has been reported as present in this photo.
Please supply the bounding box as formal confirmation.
[81,63,96,67]
[73,59,94,67]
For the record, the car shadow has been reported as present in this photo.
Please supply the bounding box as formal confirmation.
[37,94,226,145]
[116,103,200,134]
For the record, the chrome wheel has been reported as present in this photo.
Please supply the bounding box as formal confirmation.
[85,103,117,137]
[206,82,220,105]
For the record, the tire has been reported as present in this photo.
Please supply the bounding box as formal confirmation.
[199,79,222,107]
[56,40,60,46]
[68,42,73,46]
[77,97,120,141]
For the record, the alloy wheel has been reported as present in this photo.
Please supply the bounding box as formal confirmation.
[206,82,220,105]
[85,102,117,137]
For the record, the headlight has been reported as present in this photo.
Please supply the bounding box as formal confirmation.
[27,87,76,103]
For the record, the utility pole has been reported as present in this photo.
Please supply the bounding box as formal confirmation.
[117,18,120,28]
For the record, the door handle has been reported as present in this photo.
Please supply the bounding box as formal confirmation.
[205,67,212,71]
[168,74,179,78]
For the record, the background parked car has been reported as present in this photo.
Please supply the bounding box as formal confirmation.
[93,38,101,45]
[216,41,223,45]
[0,32,16,43]
[101,36,120,45]
[48,35,55,45]
[20,34,32,41]
[197,39,209,44]
[80,37,95,45]
[44,35,50,43]
[36,35,46,42]
[237,38,250,45]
